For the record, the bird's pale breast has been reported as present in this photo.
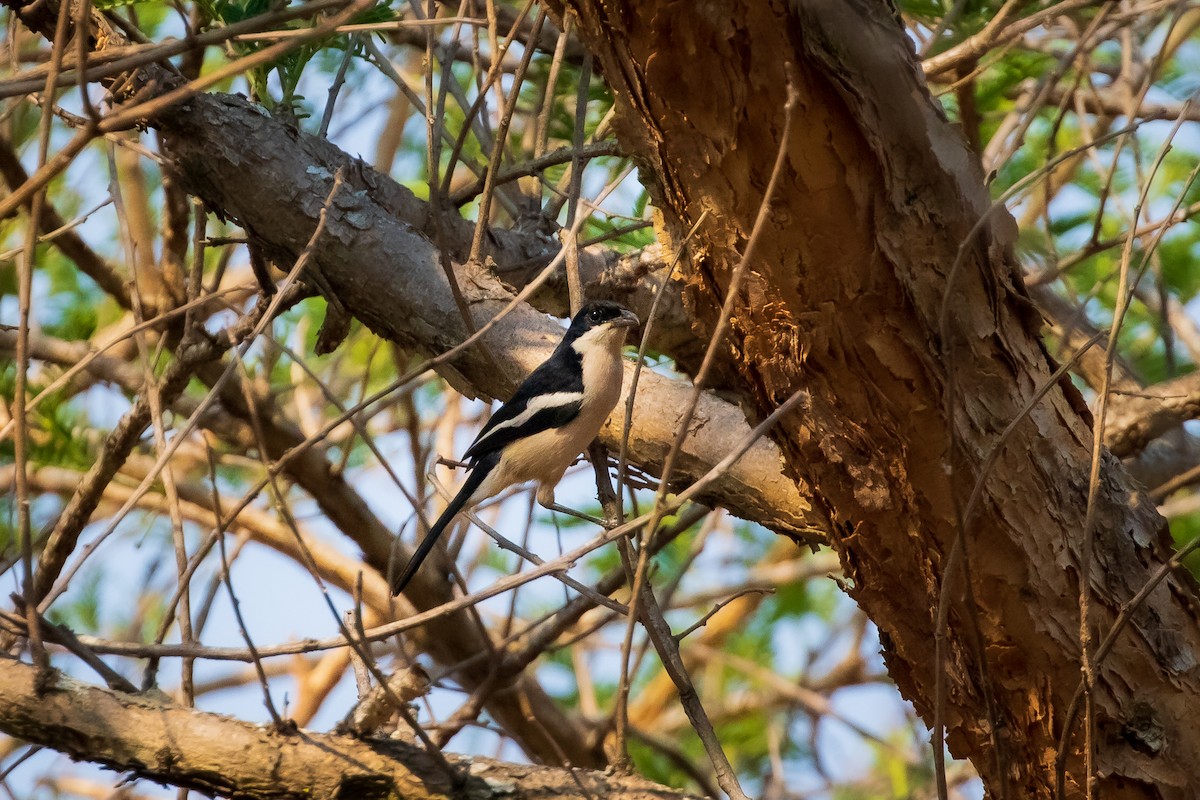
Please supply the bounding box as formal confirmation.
[487,327,626,493]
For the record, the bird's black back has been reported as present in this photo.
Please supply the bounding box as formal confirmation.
[462,343,584,462]
[461,301,631,463]
[390,301,633,595]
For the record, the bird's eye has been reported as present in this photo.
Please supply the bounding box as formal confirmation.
[588,308,604,322]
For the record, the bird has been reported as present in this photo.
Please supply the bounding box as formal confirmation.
[391,300,640,595]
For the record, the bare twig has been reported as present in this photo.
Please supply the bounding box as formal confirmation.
[673,589,774,644]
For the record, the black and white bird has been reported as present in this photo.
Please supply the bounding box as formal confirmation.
[391,301,640,594]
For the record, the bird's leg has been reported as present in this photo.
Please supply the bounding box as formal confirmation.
[536,485,607,527]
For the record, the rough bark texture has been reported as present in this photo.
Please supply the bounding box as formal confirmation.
[0,0,818,541]
[555,0,1200,797]
[0,658,699,800]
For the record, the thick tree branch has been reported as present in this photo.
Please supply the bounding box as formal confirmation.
[921,0,1099,80]
[2,0,826,772]
[0,658,700,800]
[1106,372,1200,459]
[0,327,611,769]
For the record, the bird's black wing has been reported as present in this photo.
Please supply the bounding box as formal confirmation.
[462,348,584,462]
[393,348,582,595]
[391,450,500,594]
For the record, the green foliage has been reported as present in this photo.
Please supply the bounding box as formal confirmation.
[897,0,1007,48]
[48,569,105,633]
[581,206,654,252]
[0,365,94,472]
[831,736,939,799]
[42,248,101,340]
[0,498,15,562]
[1171,513,1200,577]
[195,0,393,118]
[1158,234,1200,301]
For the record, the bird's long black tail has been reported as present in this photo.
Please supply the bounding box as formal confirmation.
[391,453,499,595]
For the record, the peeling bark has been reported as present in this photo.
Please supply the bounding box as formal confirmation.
[556,0,1200,797]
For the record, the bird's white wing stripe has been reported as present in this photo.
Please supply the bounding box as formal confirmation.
[471,391,585,449]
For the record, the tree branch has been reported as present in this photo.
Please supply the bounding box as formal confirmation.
[0,658,701,800]
[1106,372,1200,459]
[0,135,132,308]
[4,0,816,538]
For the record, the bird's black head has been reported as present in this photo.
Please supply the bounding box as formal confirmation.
[566,301,640,337]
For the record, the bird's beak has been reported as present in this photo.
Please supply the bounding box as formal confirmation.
[612,309,640,329]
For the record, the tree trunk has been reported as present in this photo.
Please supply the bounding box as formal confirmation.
[556,0,1200,797]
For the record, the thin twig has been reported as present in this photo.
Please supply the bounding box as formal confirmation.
[36,171,348,610]
[0,0,378,219]
[465,8,546,267]
[436,0,538,200]
[209,447,283,726]
[317,35,357,139]
[1054,101,1200,800]
[12,0,85,673]
[423,476,630,614]
[0,0,352,98]
[113,140,195,699]
[673,589,774,644]
[228,351,453,772]
[2,606,136,693]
